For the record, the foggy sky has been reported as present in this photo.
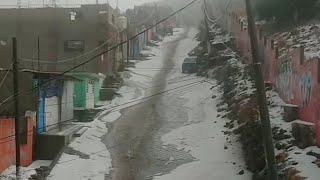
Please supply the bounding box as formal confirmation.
[0,0,158,11]
[0,0,205,27]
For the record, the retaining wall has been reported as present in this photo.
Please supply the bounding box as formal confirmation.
[227,13,320,145]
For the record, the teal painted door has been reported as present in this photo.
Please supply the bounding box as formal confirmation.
[38,97,45,133]
[74,80,86,109]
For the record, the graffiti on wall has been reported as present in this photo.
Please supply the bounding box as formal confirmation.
[276,60,294,102]
[300,72,312,107]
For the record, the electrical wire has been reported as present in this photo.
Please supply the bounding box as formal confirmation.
[203,0,232,25]
[35,76,201,108]
[8,91,215,175]
[221,42,247,61]
[56,92,214,165]
[0,62,13,88]
[0,81,204,144]
[0,68,191,107]
[0,79,205,143]
[0,0,200,108]
[0,81,205,147]
[19,33,118,64]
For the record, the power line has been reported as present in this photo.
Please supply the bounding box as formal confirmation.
[0,79,205,143]
[10,91,214,175]
[57,92,214,165]
[0,68,189,107]
[203,0,217,23]
[0,80,205,146]
[1,74,198,109]
[203,0,232,25]
[0,0,200,107]
[34,76,201,108]
[0,81,204,145]
[0,62,13,88]
[19,33,118,64]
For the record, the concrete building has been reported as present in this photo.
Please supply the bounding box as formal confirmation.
[0,3,125,129]
[0,4,120,75]
[22,70,76,133]
[67,72,100,111]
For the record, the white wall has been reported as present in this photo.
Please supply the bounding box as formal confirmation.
[86,79,95,109]
[45,96,59,132]
[61,80,74,122]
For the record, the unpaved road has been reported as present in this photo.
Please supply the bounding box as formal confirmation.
[103,29,197,180]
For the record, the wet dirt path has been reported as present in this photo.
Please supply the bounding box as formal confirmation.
[103,29,195,180]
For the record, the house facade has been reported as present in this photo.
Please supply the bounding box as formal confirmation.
[0,4,120,75]
[0,3,127,174]
[29,71,75,133]
[68,72,100,111]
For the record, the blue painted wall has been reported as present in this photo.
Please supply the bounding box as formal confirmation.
[37,97,45,133]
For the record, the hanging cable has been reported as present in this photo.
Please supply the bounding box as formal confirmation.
[0,0,200,107]
[203,0,232,24]
[19,32,118,63]
[0,63,13,88]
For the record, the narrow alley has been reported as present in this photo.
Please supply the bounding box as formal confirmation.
[101,28,250,180]
[3,0,320,180]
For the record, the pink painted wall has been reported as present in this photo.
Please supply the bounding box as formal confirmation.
[229,13,320,145]
[0,118,33,173]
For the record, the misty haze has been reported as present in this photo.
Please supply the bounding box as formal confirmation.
[0,0,319,180]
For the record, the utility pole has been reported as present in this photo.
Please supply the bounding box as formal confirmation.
[126,18,130,63]
[38,36,40,72]
[14,3,22,177]
[244,0,278,180]
[203,0,210,42]
[36,36,40,133]
[12,37,21,180]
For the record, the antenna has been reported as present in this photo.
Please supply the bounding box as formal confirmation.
[96,0,99,4]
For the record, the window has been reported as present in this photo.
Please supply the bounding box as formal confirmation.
[64,40,84,52]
